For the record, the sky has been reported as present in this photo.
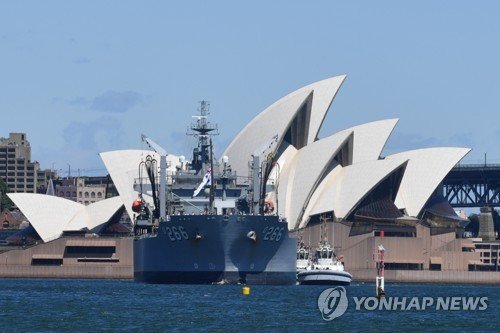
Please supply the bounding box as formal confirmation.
[1,1,499,176]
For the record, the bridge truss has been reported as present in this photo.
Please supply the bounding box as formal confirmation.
[442,164,500,208]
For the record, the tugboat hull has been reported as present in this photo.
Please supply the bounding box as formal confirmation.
[297,270,352,286]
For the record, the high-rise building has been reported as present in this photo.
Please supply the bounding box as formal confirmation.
[0,133,39,193]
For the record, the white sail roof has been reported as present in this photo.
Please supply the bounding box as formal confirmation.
[7,194,123,242]
[8,194,82,242]
[277,130,353,230]
[302,159,408,228]
[223,75,346,178]
[65,196,124,233]
[386,147,471,217]
[99,150,179,221]
[334,119,399,164]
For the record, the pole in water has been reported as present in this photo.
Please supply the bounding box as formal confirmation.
[374,232,386,299]
[242,285,250,295]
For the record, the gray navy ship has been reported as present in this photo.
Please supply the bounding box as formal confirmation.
[132,101,296,284]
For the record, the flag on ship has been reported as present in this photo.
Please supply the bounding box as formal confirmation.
[193,168,212,197]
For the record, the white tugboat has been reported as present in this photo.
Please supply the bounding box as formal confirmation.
[296,243,311,271]
[297,217,352,285]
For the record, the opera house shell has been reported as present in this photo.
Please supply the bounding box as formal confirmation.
[6,194,126,243]
[222,76,470,230]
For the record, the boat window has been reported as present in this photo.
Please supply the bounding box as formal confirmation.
[297,250,309,260]
[316,248,333,259]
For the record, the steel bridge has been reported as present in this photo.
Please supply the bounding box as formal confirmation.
[442,164,500,208]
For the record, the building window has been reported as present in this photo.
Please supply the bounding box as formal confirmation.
[79,191,82,197]
[59,192,64,196]
[91,192,95,198]
[72,192,76,197]
[97,192,102,198]
[84,192,89,198]
[31,258,63,266]
[65,191,70,197]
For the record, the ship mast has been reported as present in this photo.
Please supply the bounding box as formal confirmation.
[187,101,219,174]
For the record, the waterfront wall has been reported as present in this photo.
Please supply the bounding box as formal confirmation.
[0,264,132,279]
[0,236,133,279]
[351,269,500,284]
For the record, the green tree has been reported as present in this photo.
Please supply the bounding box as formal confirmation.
[0,177,13,210]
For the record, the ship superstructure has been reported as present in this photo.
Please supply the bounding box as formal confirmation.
[132,101,296,284]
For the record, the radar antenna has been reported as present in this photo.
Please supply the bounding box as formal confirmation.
[186,101,219,173]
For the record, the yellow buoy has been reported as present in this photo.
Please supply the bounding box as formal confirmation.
[242,285,250,295]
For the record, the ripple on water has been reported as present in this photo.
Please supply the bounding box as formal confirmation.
[0,279,498,332]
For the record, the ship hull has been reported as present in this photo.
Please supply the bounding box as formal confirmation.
[134,215,297,285]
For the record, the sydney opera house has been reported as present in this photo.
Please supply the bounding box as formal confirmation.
[221,75,483,280]
[0,75,494,282]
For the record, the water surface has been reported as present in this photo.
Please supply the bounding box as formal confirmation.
[0,279,498,332]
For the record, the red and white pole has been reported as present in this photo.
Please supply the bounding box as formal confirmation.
[374,231,386,299]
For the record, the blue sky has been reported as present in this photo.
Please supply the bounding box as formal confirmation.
[1,1,499,176]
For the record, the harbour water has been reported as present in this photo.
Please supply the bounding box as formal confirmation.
[0,279,498,332]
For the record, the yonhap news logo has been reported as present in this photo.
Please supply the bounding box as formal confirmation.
[317,287,488,320]
[317,287,349,321]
